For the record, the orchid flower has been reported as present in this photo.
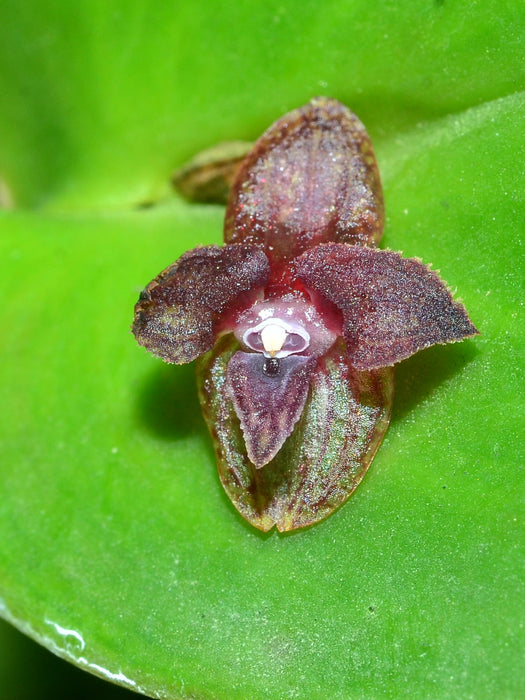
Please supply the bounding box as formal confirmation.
[133,98,478,531]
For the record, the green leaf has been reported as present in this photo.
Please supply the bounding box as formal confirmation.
[0,1,523,699]
[0,0,522,209]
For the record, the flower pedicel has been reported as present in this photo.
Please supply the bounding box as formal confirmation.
[133,98,478,532]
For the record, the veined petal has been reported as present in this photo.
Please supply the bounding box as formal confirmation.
[296,243,479,370]
[224,97,384,265]
[133,244,269,364]
[197,336,393,532]
[226,352,316,468]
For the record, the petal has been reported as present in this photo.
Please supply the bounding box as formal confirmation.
[224,97,384,265]
[225,351,316,468]
[133,244,269,364]
[296,243,479,370]
[197,336,394,532]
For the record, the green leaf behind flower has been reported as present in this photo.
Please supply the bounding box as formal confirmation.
[0,1,523,698]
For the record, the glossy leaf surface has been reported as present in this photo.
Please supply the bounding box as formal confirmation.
[0,2,523,699]
[198,337,393,531]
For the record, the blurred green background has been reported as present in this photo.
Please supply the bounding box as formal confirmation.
[0,1,523,699]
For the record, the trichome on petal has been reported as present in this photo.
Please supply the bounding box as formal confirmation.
[296,244,478,370]
[224,96,385,266]
[133,244,269,364]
